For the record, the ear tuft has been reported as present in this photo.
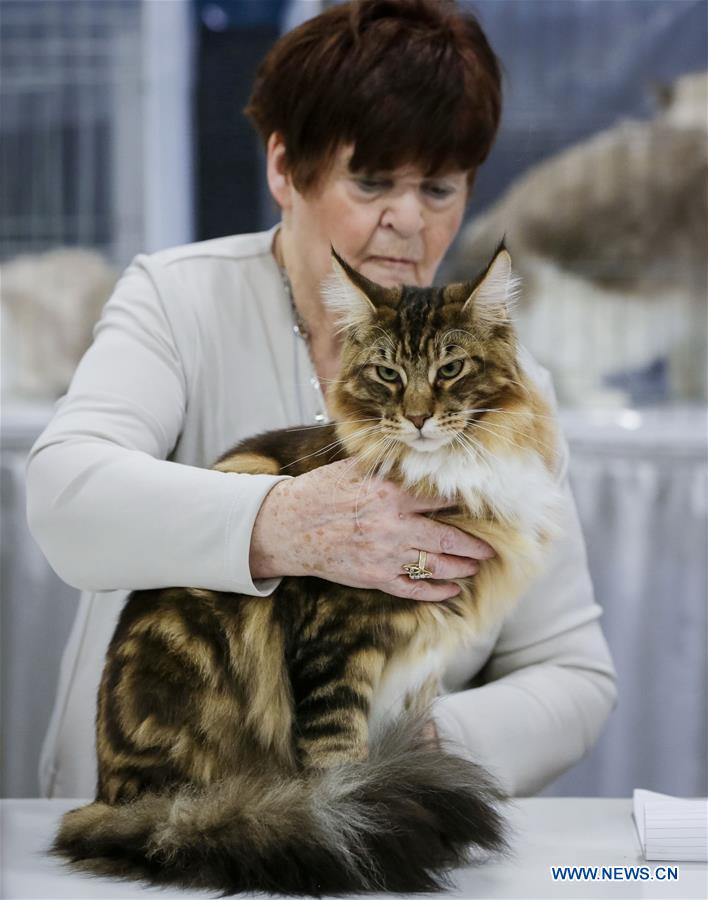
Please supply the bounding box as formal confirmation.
[462,245,521,322]
[321,250,377,334]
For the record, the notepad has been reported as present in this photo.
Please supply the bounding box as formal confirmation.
[633,789,708,862]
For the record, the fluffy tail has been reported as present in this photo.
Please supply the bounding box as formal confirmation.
[52,716,509,895]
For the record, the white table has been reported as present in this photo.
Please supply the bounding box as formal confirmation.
[1,798,706,899]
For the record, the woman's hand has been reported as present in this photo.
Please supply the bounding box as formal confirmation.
[249,459,495,601]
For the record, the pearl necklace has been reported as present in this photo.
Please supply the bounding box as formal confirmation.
[278,264,329,425]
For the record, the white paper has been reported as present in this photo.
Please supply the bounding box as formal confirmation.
[633,788,708,862]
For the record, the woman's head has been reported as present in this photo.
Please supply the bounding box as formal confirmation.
[245,0,502,194]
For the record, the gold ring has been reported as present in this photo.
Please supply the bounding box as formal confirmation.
[402,550,433,580]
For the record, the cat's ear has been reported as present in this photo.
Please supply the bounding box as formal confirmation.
[461,243,520,324]
[322,247,381,333]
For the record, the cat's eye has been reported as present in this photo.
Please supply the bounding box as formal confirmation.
[376,366,400,383]
[438,360,464,379]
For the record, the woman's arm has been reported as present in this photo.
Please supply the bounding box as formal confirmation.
[25,255,290,596]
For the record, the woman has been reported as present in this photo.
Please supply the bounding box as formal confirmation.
[27,0,616,799]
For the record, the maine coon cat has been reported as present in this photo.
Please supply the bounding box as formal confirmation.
[448,70,708,406]
[52,245,563,895]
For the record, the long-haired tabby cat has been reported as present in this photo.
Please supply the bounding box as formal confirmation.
[52,244,563,895]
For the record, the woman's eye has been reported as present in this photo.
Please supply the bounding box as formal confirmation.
[355,177,389,193]
[376,366,400,383]
[423,182,455,200]
[438,360,464,379]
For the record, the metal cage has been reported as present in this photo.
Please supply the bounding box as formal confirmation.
[0,0,144,265]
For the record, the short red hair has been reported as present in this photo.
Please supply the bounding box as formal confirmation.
[245,0,502,192]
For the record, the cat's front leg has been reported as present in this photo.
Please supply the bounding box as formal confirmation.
[291,643,387,771]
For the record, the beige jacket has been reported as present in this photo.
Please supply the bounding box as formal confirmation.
[26,226,617,798]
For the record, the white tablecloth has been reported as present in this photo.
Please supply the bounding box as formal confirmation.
[2,798,707,899]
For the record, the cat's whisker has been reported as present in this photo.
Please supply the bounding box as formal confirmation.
[459,408,525,446]
[454,432,493,471]
[453,434,505,520]
[353,436,397,524]
[501,410,558,420]
[504,377,532,396]
[380,434,403,473]
[366,434,399,477]
[459,407,560,422]
[279,424,383,470]
[469,420,553,459]
[456,430,506,479]
[440,327,481,345]
[458,414,558,453]
[462,418,530,455]
[367,324,398,353]
[282,417,381,434]
[357,434,396,489]
[330,456,367,492]
[452,433,495,492]
[357,455,385,508]
[475,423,557,455]
[378,438,400,479]
[283,426,380,462]
[330,437,392,484]
[330,432,395,496]
[436,342,469,358]
[351,329,396,366]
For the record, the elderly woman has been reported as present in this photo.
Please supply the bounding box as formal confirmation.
[27,0,616,800]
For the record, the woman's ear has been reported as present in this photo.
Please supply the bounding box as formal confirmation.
[266,132,293,210]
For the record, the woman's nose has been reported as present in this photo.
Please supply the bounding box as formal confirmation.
[380,191,424,236]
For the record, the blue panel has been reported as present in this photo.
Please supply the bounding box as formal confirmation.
[195,0,287,30]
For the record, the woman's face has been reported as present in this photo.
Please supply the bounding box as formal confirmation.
[269,137,471,294]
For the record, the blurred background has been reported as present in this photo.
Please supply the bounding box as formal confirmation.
[1,0,706,799]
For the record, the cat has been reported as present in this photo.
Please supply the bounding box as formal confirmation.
[1,248,117,403]
[51,244,564,895]
[447,70,708,407]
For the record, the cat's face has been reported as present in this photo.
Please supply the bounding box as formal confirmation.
[326,245,523,464]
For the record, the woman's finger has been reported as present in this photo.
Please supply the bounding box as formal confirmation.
[407,517,496,560]
[398,550,479,581]
[387,574,462,602]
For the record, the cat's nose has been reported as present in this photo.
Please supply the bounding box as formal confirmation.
[406,414,431,431]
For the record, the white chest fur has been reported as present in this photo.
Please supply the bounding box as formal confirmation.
[400,443,561,537]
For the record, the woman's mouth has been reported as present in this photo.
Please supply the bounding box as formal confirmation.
[365,256,419,281]
[369,255,415,265]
